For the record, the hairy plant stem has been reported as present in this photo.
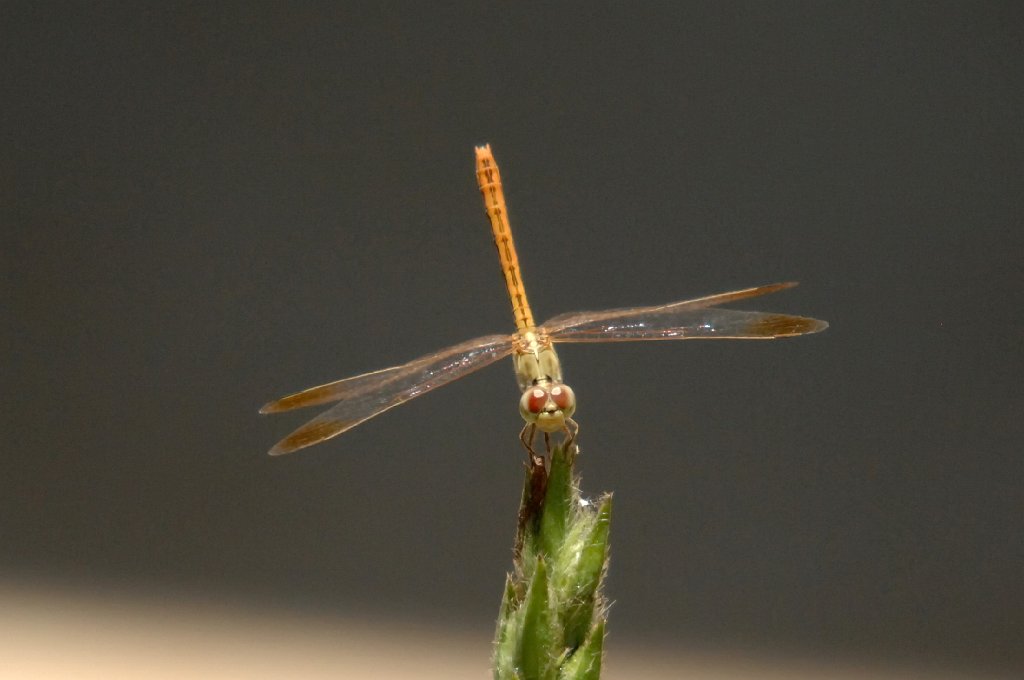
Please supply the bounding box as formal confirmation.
[493,444,611,680]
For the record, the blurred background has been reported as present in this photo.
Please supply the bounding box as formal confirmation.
[3,2,1021,678]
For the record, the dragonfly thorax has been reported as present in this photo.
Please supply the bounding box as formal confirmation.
[512,331,562,391]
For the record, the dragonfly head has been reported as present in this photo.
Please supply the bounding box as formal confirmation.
[519,382,576,433]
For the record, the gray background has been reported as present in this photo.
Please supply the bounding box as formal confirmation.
[4,1,1021,674]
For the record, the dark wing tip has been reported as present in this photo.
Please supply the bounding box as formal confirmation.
[772,281,799,292]
[259,389,332,414]
[749,314,829,338]
[267,419,347,456]
[742,281,799,299]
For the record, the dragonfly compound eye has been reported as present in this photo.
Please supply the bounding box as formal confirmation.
[520,386,549,419]
[548,383,575,412]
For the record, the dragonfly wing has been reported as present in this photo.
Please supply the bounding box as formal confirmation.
[263,334,514,455]
[542,283,827,342]
[261,364,411,414]
[261,335,516,414]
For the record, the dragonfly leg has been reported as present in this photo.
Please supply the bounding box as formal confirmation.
[563,418,579,450]
[519,423,540,459]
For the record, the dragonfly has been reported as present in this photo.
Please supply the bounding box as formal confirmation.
[261,145,828,456]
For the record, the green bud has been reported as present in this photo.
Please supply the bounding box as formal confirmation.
[494,444,611,679]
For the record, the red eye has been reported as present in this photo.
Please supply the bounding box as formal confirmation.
[525,387,548,414]
[549,384,575,410]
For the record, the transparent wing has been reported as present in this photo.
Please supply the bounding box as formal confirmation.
[261,334,514,455]
[541,282,828,342]
[261,364,416,414]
